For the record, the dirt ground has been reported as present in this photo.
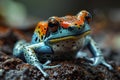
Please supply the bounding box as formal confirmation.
[0,25,119,80]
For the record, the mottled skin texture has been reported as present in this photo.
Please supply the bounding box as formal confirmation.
[13,10,113,77]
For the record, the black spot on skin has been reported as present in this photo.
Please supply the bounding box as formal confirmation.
[75,23,77,25]
[44,28,46,30]
[30,61,34,64]
[39,39,40,42]
[35,60,38,62]
[32,54,36,57]
[60,31,62,33]
[78,27,81,30]
[29,57,31,60]
[19,43,22,45]
[97,48,99,49]
[35,37,38,41]
[56,44,59,47]
[41,36,43,39]
[68,27,74,31]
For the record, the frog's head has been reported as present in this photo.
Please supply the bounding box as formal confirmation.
[47,10,92,42]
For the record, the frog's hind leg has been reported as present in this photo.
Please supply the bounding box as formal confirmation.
[13,41,60,77]
[23,43,60,77]
[13,40,27,61]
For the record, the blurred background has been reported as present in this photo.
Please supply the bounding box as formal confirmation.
[0,0,120,65]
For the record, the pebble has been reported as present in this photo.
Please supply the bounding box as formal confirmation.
[0,69,4,76]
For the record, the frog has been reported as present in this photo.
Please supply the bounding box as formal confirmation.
[13,10,113,77]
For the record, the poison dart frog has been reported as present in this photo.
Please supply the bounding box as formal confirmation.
[13,10,113,77]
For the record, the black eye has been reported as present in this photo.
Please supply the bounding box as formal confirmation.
[48,18,59,27]
[48,22,58,27]
[48,17,59,32]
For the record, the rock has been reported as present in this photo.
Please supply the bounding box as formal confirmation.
[0,69,4,76]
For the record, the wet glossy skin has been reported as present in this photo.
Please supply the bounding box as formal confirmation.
[13,10,113,77]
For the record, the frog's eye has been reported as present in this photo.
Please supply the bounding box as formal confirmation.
[48,18,59,32]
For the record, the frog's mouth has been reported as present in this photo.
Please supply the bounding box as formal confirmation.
[49,31,91,43]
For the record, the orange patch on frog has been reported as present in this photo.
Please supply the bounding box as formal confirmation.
[58,14,86,28]
[35,21,48,40]
[60,21,70,28]
[76,10,90,26]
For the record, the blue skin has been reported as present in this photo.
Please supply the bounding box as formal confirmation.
[13,18,113,77]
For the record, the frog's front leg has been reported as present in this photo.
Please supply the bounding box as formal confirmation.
[85,36,113,70]
[13,40,60,77]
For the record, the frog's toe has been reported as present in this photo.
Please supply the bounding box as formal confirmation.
[43,72,49,78]
[43,64,61,69]
[102,61,113,70]
[88,57,113,70]
[87,56,102,66]
[89,62,99,67]
[43,60,61,69]
[85,57,94,62]
[43,60,51,66]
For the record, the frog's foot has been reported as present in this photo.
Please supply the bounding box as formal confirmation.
[43,60,61,69]
[37,58,60,77]
[35,60,60,77]
[85,56,113,70]
[101,60,113,70]
[76,51,88,59]
[34,63,49,77]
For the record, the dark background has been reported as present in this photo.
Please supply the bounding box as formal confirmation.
[16,0,120,19]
